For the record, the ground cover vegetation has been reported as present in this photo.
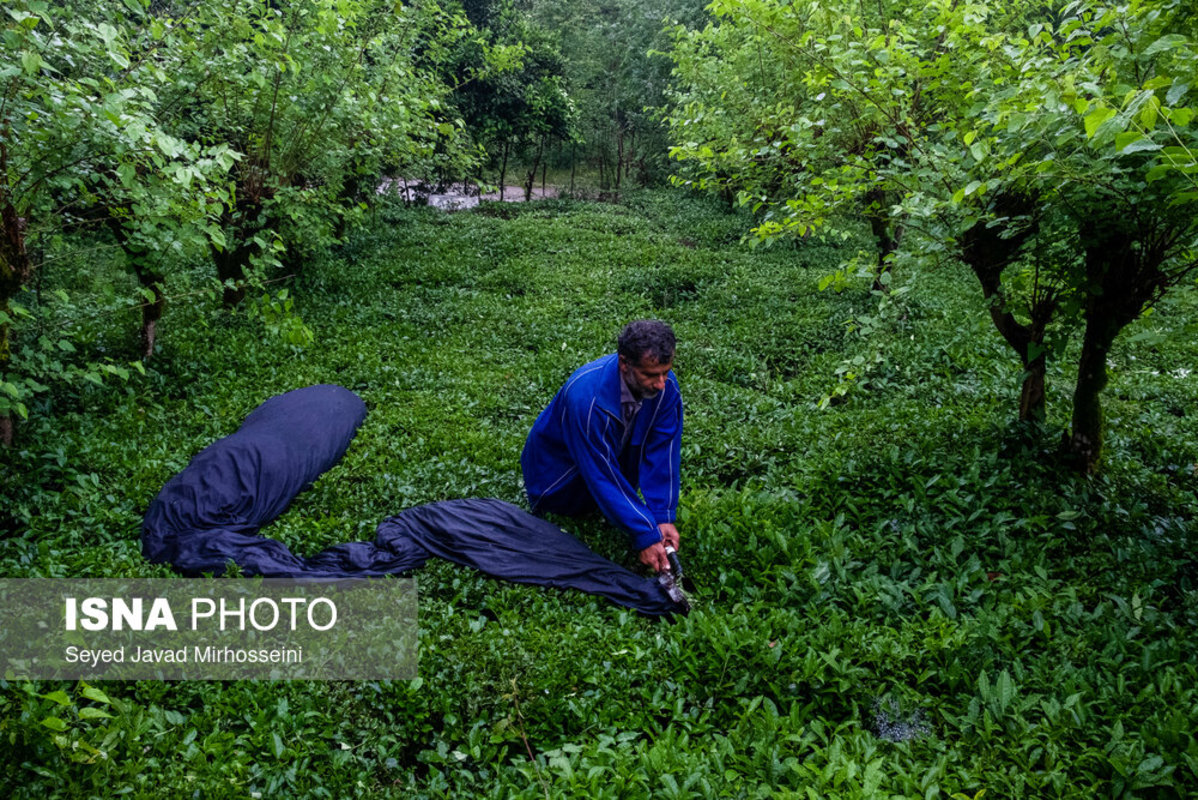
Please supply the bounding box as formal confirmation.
[1,190,1196,797]
[2,0,1197,796]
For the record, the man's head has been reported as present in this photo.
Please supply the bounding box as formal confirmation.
[617,319,675,399]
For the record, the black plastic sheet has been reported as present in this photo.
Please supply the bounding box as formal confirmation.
[141,384,683,616]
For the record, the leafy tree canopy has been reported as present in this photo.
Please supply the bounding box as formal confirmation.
[665,0,1198,471]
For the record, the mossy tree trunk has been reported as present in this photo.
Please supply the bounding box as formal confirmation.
[1068,316,1119,473]
[960,195,1053,425]
[1067,222,1172,473]
[864,188,904,294]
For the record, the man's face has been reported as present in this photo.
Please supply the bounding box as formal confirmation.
[619,353,672,399]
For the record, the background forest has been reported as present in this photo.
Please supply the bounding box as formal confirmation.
[2,0,1197,797]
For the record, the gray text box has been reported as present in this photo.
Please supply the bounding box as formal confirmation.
[0,579,417,680]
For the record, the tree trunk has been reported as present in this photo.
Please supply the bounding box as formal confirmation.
[569,141,576,195]
[1065,219,1166,472]
[211,192,272,307]
[959,195,1050,424]
[0,221,28,366]
[615,126,624,196]
[625,130,636,183]
[1068,318,1118,473]
[105,218,167,359]
[212,215,256,308]
[864,190,903,293]
[523,136,544,202]
[1019,354,1047,423]
[870,219,897,293]
[499,141,509,202]
[522,135,546,201]
[135,266,166,361]
[333,167,365,239]
[212,236,253,307]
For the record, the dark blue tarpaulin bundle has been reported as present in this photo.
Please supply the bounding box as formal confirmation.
[142,384,683,616]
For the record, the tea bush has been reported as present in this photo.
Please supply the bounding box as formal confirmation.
[1,190,1195,798]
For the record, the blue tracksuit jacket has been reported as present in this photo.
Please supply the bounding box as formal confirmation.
[521,353,682,550]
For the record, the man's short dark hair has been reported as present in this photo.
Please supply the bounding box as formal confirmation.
[618,319,675,366]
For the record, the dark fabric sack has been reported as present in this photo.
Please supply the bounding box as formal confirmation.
[141,384,684,616]
[142,384,368,576]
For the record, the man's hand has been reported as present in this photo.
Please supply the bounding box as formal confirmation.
[658,523,680,551]
[638,542,669,572]
[640,525,680,572]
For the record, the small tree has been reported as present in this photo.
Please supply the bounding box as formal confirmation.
[665,0,1198,472]
[163,0,470,304]
[950,0,1198,470]
[0,0,228,442]
[451,3,576,200]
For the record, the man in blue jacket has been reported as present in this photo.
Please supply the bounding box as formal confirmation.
[521,320,682,573]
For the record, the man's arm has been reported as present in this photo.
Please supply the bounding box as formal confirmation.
[561,395,663,552]
[639,376,683,534]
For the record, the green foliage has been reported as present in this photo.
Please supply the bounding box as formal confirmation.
[0,0,231,429]
[522,0,710,192]
[1,0,475,442]
[163,0,475,288]
[449,0,577,198]
[246,289,315,351]
[663,0,1198,470]
[2,192,1197,797]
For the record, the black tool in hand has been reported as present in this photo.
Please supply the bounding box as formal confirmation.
[655,545,690,612]
[665,545,683,579]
